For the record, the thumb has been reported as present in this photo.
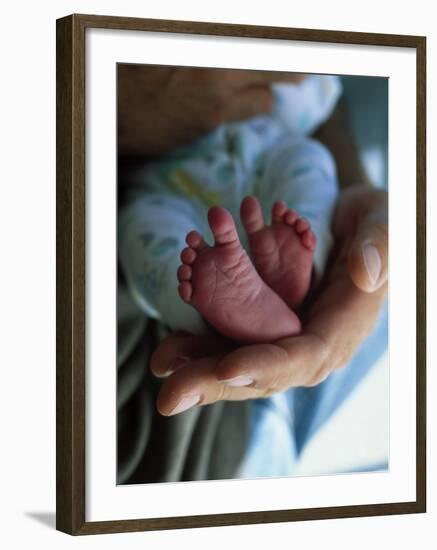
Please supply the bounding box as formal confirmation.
[347,213,388,293]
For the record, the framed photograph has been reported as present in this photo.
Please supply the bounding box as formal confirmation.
[56,13,426,535]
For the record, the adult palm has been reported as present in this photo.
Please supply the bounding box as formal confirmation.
[150,185,388,416]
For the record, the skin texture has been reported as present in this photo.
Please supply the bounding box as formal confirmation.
[177,205,302,343]
[118,65,305,157]
[240,196,316,310]
[116,66,388,416]
[151,185,388,416]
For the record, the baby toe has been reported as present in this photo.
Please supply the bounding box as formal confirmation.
[295,218,310,234]
[284,208,298,226]
[272,201,287,223]
[177,264,192,281]
[301,229,316,251]
[186,230,207,250]
[178,281,192,302]
[241,196,264,234]
[208,206,240,245]
[180,247,197,265]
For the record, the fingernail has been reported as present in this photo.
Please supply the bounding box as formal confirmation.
[158,356,190,378]
[219,375,254,387]
[362,243,381,286]
[170,394,201,415]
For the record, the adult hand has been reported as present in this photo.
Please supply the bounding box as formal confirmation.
[118,66,305,156]
[150,185,388,416]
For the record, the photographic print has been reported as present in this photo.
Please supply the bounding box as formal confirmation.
[116,65,389,485]
[56,14,425,535]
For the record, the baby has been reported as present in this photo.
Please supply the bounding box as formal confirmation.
[118,72,341,344]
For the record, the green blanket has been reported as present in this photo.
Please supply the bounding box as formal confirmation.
[117,280,250,484]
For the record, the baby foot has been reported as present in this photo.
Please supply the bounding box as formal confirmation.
[240,196,316,310]
[177,206,301,344]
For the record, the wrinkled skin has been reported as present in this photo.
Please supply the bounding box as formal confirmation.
[151,185,388,416]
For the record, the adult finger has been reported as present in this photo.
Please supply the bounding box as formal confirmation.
[150,331,231,378]
[222,85,274,122]
[156,356,261,416]
[220,69,305,89]
[214,335,330,393]
[347,209,388,293]
[256,71,307,84]
[222,74,306,122]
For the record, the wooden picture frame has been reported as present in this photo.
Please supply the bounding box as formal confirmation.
[56,13,426,535]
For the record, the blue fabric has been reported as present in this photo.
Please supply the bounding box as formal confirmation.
[291,300,388,455]
[238,300,388,478]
